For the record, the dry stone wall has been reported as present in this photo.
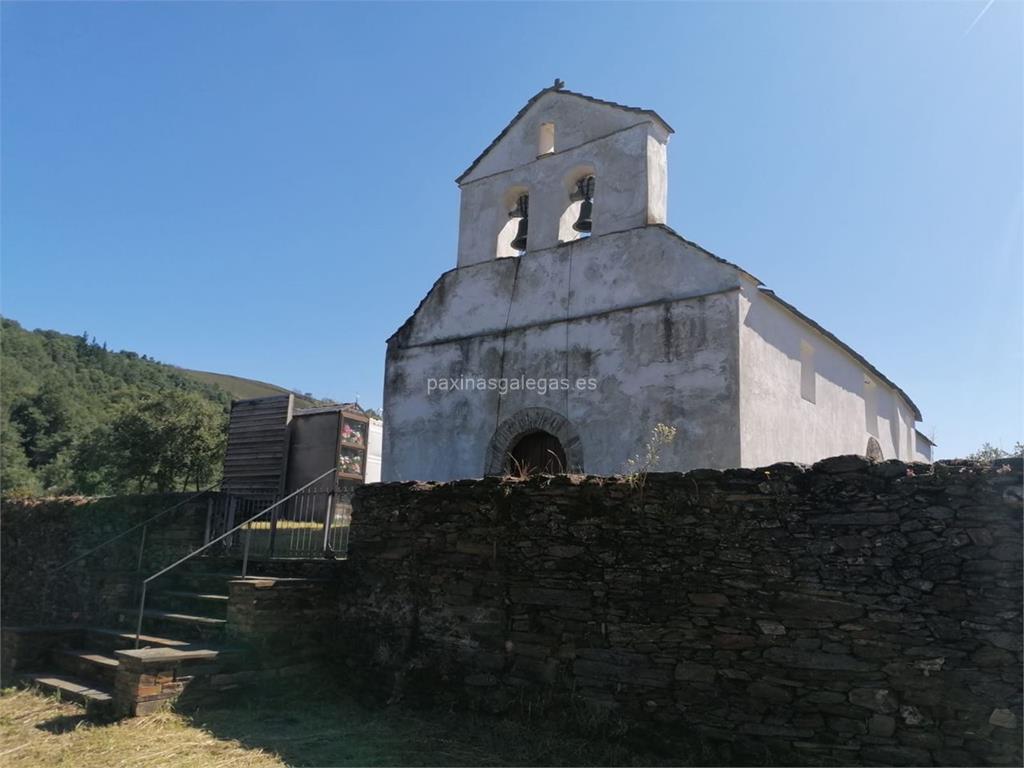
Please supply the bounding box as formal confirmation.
[1,495,209,626]
[342,457,1023,766]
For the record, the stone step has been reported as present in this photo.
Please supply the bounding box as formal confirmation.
[55,649,119,685]
[87,627,191,652]
[119,608,227,641]
[151,590,230,619]
[135,609,226,627]
[156,590,229,603]
[163,570,242,593]
[20,672,113,716]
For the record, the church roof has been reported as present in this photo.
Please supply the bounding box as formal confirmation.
[455,81,674,184]
[652,225,922,419]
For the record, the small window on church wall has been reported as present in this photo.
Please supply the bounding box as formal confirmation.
[864,377,879,437]
[538,123,555,156]
[800,341,815,403]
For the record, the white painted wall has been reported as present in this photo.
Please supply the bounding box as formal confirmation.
[738,281,920,465]
[383,227,744,481]
[460,90,667,184]
[914,431,934,463]
[456,91,669,267]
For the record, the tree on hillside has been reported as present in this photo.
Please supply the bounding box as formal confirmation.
[1,317,231,494]
[1,412,41,496]
[9,380,77,470]
[73,391,227,494]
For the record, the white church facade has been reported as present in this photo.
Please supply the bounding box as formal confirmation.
[382,82,932,482]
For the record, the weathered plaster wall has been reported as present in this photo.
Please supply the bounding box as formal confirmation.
[739,282,919,466]
[460,89,665,184]
[341,458,1023,766]
[916,433,935,463]
[457,95,669,265]
[384,227,744,481]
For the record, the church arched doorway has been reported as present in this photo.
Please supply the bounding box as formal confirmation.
[508,431,566,475]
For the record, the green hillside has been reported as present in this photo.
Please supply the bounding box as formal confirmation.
[178,369,322,409]
[0,317,330,496]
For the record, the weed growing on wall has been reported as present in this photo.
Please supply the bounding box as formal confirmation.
[623,423,677,504]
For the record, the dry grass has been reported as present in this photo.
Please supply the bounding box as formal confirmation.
[0,688,282,768]
[0,685,690,767]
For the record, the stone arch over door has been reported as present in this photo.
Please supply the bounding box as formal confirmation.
[484,407,584,475]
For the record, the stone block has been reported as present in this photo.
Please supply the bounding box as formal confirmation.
[764,647,875,672]
[508,586,590,608]
[771,593,865,621]
[748,681,792,702]
[989,709,1018,729]
[868,714,896,737]
[849,688,898,714]
[688,593,729,607]
[756,620,786,636]
[674,662,716,683]
[860,745,932,765]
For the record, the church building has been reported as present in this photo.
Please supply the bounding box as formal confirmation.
[382,82,932,482]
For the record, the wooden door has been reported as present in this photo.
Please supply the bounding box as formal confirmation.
[509,431,566,475]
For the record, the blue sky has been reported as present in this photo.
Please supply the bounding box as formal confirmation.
[1,1,1020,459]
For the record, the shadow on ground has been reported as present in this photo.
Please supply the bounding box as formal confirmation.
[173,681,717,767]
[34,713,89,735]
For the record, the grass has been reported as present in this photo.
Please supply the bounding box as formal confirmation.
[0,687,278,768]
[0,684,694,767]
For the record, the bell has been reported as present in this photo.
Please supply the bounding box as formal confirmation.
[510,219,528,252]
[510,194,529,251]
[572,176,594,233]
[572,198,593,233]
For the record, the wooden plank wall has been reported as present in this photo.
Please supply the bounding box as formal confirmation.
[222,394,293,496]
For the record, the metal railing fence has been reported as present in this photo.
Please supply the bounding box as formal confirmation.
[133,466,340,647]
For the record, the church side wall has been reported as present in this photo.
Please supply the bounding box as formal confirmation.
[738,283,918,466]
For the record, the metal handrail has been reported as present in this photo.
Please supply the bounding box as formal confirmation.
[51,480,225,574]
[132,465,338,647]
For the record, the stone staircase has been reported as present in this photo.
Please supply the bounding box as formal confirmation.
[9,564,243,717]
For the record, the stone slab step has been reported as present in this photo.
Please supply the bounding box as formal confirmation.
[55,649,119,685]
[59,649,119,670]
[20,672,113,714]
[163,571,248,592]
[58,651,118,671]
[156,590,229,603]
[87,627,191,650]
[127,608,226,627]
